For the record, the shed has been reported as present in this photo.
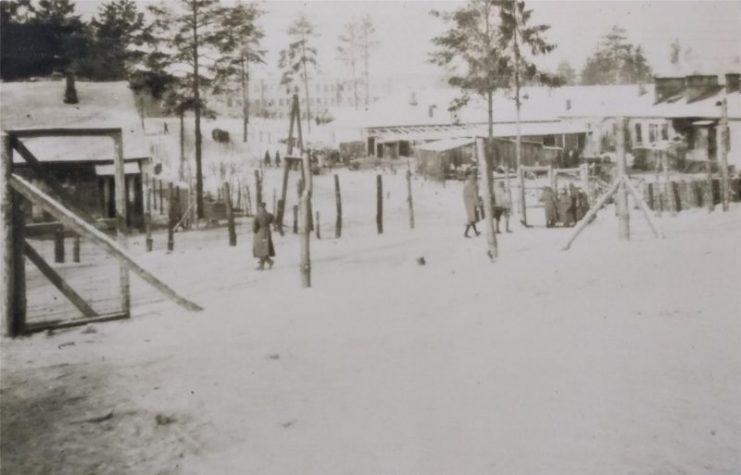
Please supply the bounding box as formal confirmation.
[1,79,151,229]
[415,138,476,180]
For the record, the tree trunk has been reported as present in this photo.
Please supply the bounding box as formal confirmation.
[300,152,312,288]
[192,1,204,220]
[476,138,497,261]
[241,59,249,143]
[616,117,630,240]
[179,109,185,181]
[301,44,312,133]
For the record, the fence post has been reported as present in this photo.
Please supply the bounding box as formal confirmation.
[300,152,312,288]
[72,234,80,263]
[112,131,130,316]
[406,170,415,229]
[254,169,262,208]
[145,187,153,252]
[315,210,321,239]
[476,138,498,260]
[376,174,383,234]
[167,183,175,251]
[293,205,298,234]
[2,133,16,336]
[224,182,236,246]
[54,225,65,263]
[334,174,342,238]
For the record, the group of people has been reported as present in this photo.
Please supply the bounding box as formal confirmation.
[462,174,513,238]
[540,184,589,228]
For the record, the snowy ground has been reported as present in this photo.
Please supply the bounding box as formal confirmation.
[2,169,740,475]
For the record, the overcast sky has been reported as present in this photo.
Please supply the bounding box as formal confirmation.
[76,0,741,83]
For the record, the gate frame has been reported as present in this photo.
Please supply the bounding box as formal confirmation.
[2,128,202,337]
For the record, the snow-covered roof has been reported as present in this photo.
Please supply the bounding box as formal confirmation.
[416,137,475,152]
[1,80,149,163]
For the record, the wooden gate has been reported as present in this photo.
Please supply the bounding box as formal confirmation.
[1,128,202,336]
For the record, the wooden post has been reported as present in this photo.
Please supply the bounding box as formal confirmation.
[315,210,321,239]
[277,158,291,233]
[72,234,80,263]
[376,174,383,234]
[254,169,262,208]
[406,169,415,230]
[1,133,13,336]
[151,175,157,211]
[11,191,26,335]
[547,164,556,191]
[561,179,621,251]
[623,177,664,239]
[718,97,730,211]
[615,117,630,240]
[54,225,65,263]
[145,187,153,252]
[112,132,130,316]
[300,152,312,288]
[662,150,676,216]
[579,163,589,194]
[518,163,528,226]
[224,182,236,246]
[334,174,342,238]
[293,205,298,234]
[272,188,276,215]
[476,138,498,260]
[167,183,175,251]
[158,179,164,215]
[705,144,715,213]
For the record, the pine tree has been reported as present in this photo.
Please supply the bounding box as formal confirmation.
[279,13,318,133]
[86,0,146,80]
[581,26,653,85]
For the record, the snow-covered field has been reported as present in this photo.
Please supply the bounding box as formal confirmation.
[2,168,740,475]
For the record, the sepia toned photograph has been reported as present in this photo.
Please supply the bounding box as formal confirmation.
[0,0,739,473]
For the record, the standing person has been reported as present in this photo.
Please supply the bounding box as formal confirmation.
[463,173,481,238]
[568,183,579,224]
[492,179,512,233]
[540,186,558,227]
[253,202,275,270]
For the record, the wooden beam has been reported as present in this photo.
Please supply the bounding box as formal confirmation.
[112,132,130,316]
[8,127,121,139]
[561,178,621,251]
[1,133,15,336]
[623,176,665,240]
[23,312,127,334]
[9,174,203,312]
[24,241,98,319]
[12,192,26,335]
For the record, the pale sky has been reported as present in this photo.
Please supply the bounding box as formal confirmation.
[75,0,741,84]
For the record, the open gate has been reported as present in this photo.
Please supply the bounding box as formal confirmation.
[1,128,202,337]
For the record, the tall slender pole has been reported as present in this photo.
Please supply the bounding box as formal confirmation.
[406,169,415,229]
[376,174,383,234]
[718,97,730,211]
[224,182,236,247]
[112,132,130,316]
[145,187,153,252]
[616,117,630,241]
[511,0,527,226]
[300,152,312,288]
[2,133,17,336]
[476,137,498,261]
[662,150,676,216]
[334,174,342,238]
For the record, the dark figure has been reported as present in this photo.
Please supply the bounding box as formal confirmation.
[463,174,481,238]
[568,184,579,224]
[557,187,574,227]
[540,186,558,228]
[264,150,272,167]
[576,190,590,222]
[275,151,281,167]
[253,202,275,270]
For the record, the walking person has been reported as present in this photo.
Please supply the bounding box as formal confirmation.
[463,173,481,238]
[492,180,512,233]
[253,202,275,270]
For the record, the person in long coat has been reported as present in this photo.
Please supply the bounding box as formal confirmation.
[463,174,481,237]
[557,187,574,227]
[540,186,558,227]
[253,202,275,270]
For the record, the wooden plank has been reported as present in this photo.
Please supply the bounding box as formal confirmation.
[561,179,621,251]
[8,127,121,139]
[23,312,127,334]
[12,191,26,335]
[10,174,203,312]
[2,133,15,336]
[113,132,130,317]
[24,241,98,319]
